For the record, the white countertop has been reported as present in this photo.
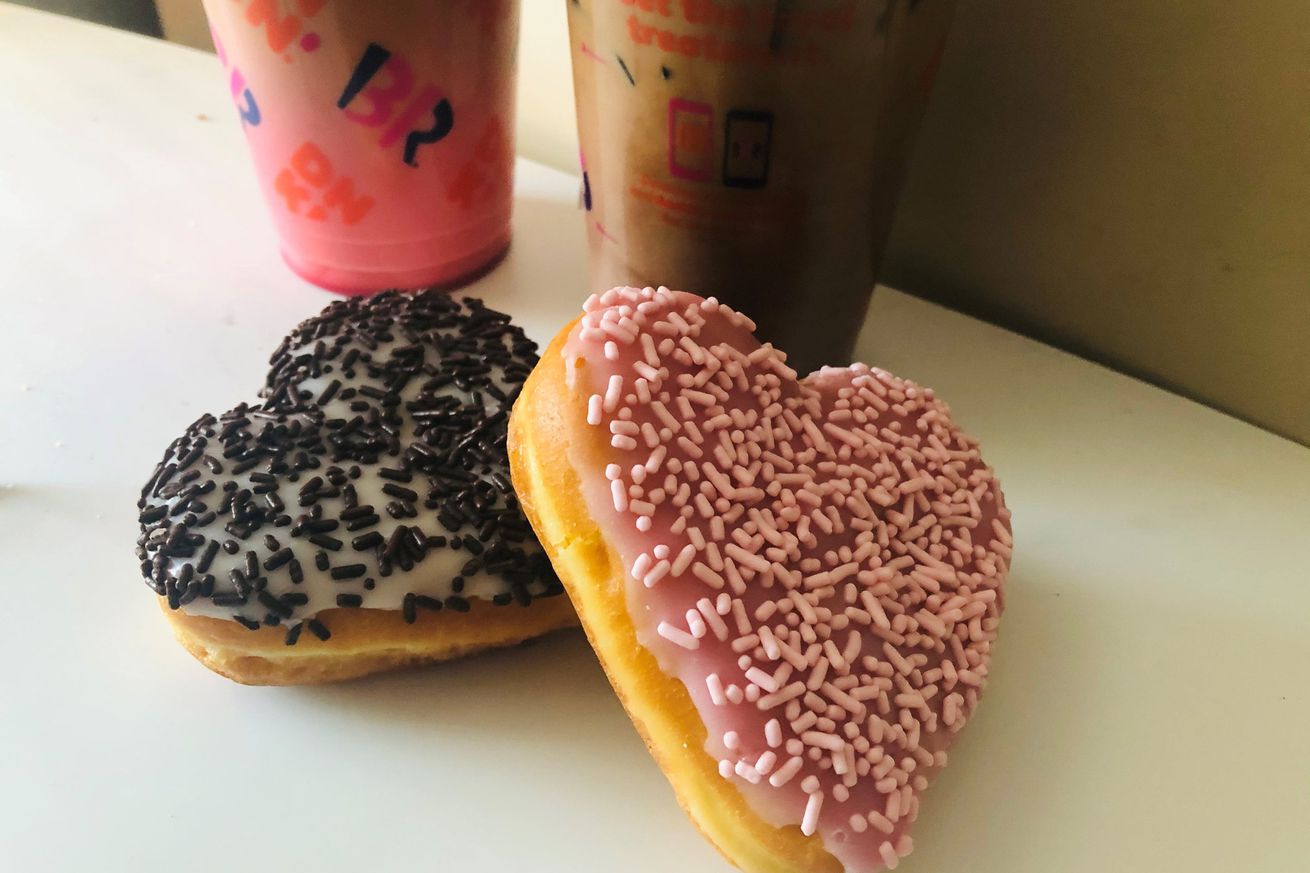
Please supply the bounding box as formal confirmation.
[1,5,1306,871]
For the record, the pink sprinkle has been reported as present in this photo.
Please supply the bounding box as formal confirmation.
[745,666,778,693]
[788,590,818,623]
[724,542,771,574]
[604,341,619,360]
[686,608,707,638]
[706,673,726,705]
[915,609,947,637]
[943,692,962,726]
[601,323,635,345]
[723,560,747,594]
[657,621,699,650]
[842,630,863,662]
[765,718,783,747]
[723,730,740,750]
[611,434,637,451]
[587,394,604,426]
[638,332,660,366]
[756,681,805,710]
[730,634,760,653]
[634,360,661,382]
[603,374,623,412]
[801,730,845,752]
[611,479,628,512]
[878,841,900,869]
[696,598,729,640]
[730,599,751,634]
[734,760,763,783]
[692,562,725,589]
[630,553,652,580]
[643,559,671,588]
[800,792,824,836]
[884,786,902,822]
[769,755,804,787]
[868,809,895,833]
[645,445,668,473]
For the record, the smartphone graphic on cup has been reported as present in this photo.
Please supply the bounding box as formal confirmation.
[723,109,772,189]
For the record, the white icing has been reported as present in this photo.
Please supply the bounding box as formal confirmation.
[140,299,556,629]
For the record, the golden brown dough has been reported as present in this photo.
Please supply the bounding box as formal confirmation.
[162,596,577,685]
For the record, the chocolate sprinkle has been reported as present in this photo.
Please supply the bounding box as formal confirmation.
[135,291,561,646]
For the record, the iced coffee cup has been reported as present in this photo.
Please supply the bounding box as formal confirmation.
[566,0,955,371]
[203,0,519,293]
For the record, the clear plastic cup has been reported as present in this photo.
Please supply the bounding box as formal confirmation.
[566,0,956,372]
[203,0,520,293]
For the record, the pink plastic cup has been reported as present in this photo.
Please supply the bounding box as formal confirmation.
[202,0,520,293]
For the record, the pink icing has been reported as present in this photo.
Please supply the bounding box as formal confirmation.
[562,288,1012,872]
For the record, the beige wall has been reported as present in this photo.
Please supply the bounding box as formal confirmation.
[160,0,1309,444]
[884,0,1310,445]
[156,0,210,48]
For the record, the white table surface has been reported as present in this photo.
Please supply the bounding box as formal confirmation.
[1,6,1307,872]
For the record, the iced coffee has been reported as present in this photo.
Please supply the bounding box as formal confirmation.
[566,0,956,371]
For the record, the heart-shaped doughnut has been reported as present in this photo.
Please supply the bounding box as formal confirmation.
[136,291,574,685]
[510,287,1011,872]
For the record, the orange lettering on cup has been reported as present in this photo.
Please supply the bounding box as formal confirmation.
[274,168,311,214]
[321,177,375,226]
[446,116,509,210]
[289,142,333,187]
[277,142,375,225]
[243,0,301,53]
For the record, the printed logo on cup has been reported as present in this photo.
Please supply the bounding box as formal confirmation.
[668,98,714,182]
[722,109,771,188]
[337,43,455,168]
[446,116,510,210]
[667,100,773,189]
[274,142,375,226]
[236,0,326,58]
